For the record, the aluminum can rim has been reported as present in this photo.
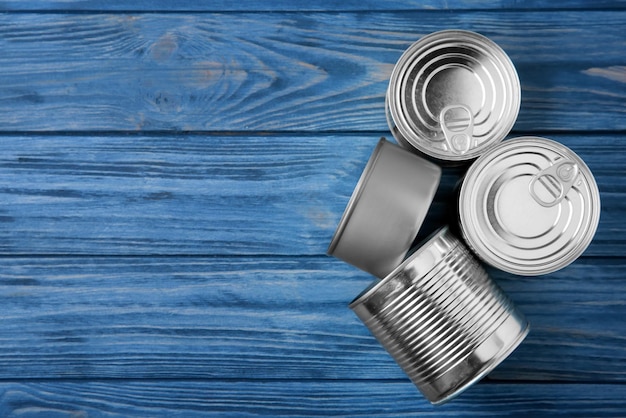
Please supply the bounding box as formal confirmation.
[459,136,601,275]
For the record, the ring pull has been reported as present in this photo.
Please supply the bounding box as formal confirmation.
[439,105,474,155]
[529,160,579,207]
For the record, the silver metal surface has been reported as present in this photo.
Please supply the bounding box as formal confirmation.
[327,138,441,278]
[386,30,520,161]
[459,136,601,275]
[350,227,529,404]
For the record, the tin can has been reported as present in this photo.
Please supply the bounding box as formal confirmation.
[386,30,520,162]
[350,227,529,404]
[459,136,601,275]
[327,138,441,278]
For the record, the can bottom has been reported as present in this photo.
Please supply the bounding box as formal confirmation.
[420,313,530,405]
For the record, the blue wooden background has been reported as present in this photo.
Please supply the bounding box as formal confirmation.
[0,1,625,416]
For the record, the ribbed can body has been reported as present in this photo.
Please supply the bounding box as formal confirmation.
[350,227,529,404]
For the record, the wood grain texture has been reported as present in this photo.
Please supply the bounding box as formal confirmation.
[0,134,621,256]
[0,4,624,416]
[0,12,624,132]
[1,0,626,11]
[0,256,624,381]
[0,381,625,417]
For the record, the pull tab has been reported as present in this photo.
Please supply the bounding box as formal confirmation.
[439,104,474,155]
[529,160,579,207]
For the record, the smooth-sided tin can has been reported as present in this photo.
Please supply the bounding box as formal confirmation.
[327,138,441,278]
[350,227,529,404]
[386,30,520,162]
[459,137,601,276]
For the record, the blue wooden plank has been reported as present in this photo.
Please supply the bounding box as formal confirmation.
[489,258,626,381]
[0,134,621,256]
[1,0,625,11]
[0,381,625,417]
[0,12,624,131]
[0,4,621,418]
[0,256,624,381]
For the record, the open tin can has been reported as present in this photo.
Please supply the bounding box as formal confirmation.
[458,136,601,276]
[386,30,520,162]
[327,138,441,278]
[350,227,529,404]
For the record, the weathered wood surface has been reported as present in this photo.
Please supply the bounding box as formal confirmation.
[0,12,624,132]
[0,3,624,417]
[1,0,626,11]
[0,256,625,382]
[0,381,625,417]
[0,134,622,256]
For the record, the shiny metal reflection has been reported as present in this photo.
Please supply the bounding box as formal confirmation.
[386,30,520,162]
[350,227,529,404]
[459,136,601,275]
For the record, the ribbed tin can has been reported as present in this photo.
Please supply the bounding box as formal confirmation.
[386,30,520,162]
[459,136,601,275]
[328,138,441,278]
[350,227,529,404]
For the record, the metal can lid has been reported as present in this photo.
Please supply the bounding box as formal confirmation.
[387,30,520,161]
[459,136,601,275]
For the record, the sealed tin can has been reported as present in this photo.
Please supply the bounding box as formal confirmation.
[350,227,529,404]
[327,138,441,278]
[459,136,601,275]
[386,30,520,162]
